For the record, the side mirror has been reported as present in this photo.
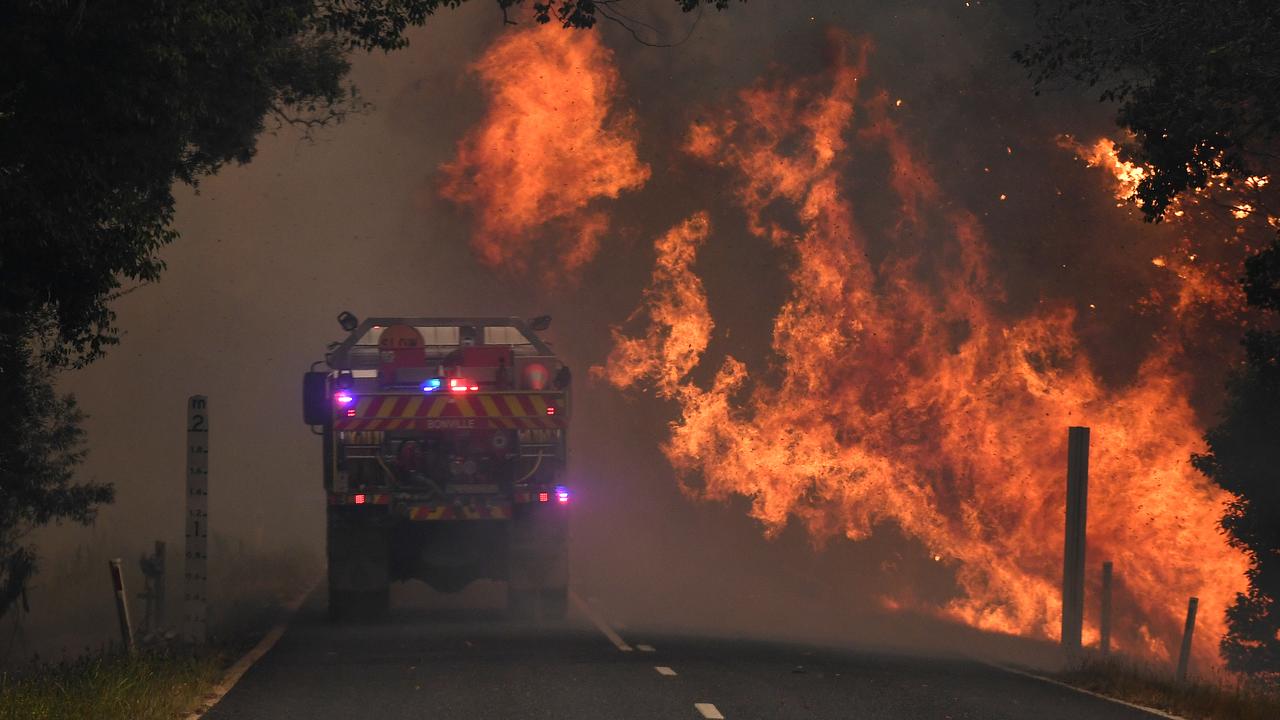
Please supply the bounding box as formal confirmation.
[529,315,552,332]
[337,311,359,332]
[303,372,330,425]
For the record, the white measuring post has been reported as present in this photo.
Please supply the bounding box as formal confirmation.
[184,395,209,643]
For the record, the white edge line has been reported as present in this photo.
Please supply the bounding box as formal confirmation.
[655,665,677,676]
[694,702,725,719]
[184,578,319,719]
[569,590,632,652]
[986,661,1187,720]
[637,644,656,652]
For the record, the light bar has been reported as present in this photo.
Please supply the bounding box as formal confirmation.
[421,377,443,392]
[554,485,570,504]
[449,378,480,392]
[334,391,355,405]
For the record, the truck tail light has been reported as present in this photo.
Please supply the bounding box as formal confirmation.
[353,493,366,505]
[546,406,557,416]
[538,491,549,503]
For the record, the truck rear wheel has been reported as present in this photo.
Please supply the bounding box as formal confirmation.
[327,509,391,621]
[328,585,390,621]
[540,586,568,621]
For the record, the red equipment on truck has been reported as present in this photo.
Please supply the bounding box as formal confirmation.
[302,314,571,619]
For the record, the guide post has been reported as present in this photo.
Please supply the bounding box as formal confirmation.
[184,395,209,643]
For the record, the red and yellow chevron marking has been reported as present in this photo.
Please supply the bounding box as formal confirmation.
[406,503,511,521]
[334,392,566,432]
[328,493,391,506]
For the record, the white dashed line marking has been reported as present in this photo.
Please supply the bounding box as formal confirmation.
[636,643,656,652]
[655,666,677,676]
[569,590,633,652]
[694,702,725,719]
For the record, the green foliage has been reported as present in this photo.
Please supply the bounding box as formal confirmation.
[1193,239,1280,676]
[0,325,112,620]
[0,1,359,365]
[1016,0,1280,221]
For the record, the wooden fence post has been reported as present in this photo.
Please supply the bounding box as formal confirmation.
[1062,426,1090,651]
[1176,597,1198,681]
[1100,561,1113,656]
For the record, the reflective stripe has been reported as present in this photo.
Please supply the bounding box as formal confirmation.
[427,396,448,417]
[455,396,475,417]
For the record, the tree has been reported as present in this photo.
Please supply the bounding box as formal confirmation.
[1018,0,1280,674]
[1193,242,1280,675]
[0,0,737,620]
[1015,0,1280,221]
[0,326,112,619]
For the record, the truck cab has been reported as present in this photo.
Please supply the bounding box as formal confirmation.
[303,315,571,619]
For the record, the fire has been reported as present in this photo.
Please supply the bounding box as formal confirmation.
[600,31,1249,665]
[440,23,650,274]
[1058,136,1146,205]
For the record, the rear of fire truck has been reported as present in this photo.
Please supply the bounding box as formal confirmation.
[302,314,571,620]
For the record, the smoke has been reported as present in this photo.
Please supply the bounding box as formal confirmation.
[11,0,1257,671]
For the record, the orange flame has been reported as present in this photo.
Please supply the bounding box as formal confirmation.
[440,23,650,273]
[601,31,1249,666]
[1058,136,1146,206]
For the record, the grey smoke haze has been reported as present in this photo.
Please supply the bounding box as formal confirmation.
[17,0,1219,659]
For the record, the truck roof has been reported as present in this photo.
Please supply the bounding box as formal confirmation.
[326,316,555,370]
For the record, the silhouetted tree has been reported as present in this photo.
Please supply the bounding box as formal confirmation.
[1016,0,1280,221]
[1193,243,1280,675]
[0,0,738,620]
[0,323,112,619]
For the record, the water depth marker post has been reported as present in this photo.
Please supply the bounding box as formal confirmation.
[184,395,209,644]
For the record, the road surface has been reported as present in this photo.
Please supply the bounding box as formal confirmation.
[204,587,1164,720]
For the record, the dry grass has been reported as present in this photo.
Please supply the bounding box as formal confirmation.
[0,650,222,720]
[0,541,319,719]
[1056,655,1280,720]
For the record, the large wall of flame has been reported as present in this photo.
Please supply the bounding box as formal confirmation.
[600,31,1250,666]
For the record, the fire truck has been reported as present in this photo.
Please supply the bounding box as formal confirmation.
[302,314,571,620]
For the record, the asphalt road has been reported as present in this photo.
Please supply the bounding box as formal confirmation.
[204,587,1163,720]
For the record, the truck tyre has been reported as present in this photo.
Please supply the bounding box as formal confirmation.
[507,585,536,621]
[329,585,390,621]
[540,585,568,621]
[327,509,391,621]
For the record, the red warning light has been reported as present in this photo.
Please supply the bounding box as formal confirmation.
[353,494,366,505]
[346,409,357,417]
[546,406,557,416]
[449,378,480,392]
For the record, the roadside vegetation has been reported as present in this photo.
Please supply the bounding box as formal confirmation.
[1054,655,1280,720]
[0,540,318,720]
